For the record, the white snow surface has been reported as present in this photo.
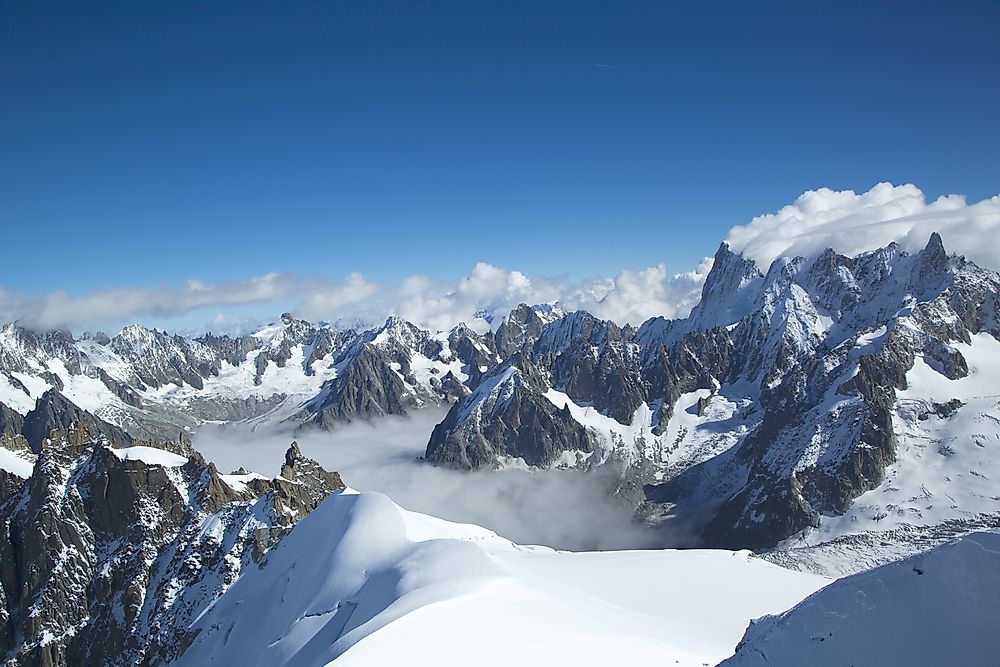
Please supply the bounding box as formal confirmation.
[775,332,1000,573]
[109,446,189,467]
[723,531,1000,667]
[179,490,827,667]
[219,472,270,493]
[0,447,35,478]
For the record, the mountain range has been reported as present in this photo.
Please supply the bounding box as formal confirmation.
[0,233,998,663]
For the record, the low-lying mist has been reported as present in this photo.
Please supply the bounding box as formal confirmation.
[192,409,673,551]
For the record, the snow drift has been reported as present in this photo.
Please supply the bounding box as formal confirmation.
[723,531,1000,666]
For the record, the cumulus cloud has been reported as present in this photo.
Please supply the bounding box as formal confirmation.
[336,260,711,334]
[373,263,566,333]
[725,182,1000,271]
[564,260,713,326]
[6,182,996,334]
[0,258,707,334]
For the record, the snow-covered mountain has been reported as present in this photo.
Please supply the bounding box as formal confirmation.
[420,234,1000,560]
[1,232,998,569]
[0,419,343,665]
[0,312,492,441]
[0,229,998,664]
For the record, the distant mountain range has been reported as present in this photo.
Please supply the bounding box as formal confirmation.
[1,232,998,663]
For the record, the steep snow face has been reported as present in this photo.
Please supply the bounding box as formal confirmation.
[179,490,828,667]
[723,532,1000,667]
[456,365,522,422]
[543,388,661,467]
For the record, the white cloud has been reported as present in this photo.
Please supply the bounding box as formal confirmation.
[0,272,375,333]
[6,182,996,335]
[295,272,380,322]
[563,260,713,326]
[0,258,708,334]
[193,412,682,550]
[725,182,1000,271]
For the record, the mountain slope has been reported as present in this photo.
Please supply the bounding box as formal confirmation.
[1,232,997,562]
[178,489,828,667]
[0,400,343,666]
[722,532,1000,666]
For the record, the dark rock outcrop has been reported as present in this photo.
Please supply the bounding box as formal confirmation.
[0,433,344,666]
[426,355,596,469]
[20,389,133,453]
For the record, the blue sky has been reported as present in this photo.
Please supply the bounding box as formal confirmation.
[1,1,999,330]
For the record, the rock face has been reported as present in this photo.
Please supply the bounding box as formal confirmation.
[0,396,344,666]
[20,389,134,453]
[427,355,596,469]
[424,234,1000,552]
[0,233,997,556]
[0,403,22,441]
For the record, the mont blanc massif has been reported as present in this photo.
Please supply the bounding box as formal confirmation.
[1,232,998,666]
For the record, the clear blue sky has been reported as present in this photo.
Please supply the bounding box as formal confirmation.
[2,0,998,296]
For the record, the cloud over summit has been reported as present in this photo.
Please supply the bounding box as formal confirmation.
[3,182,998,334]
[725,182,1000,270]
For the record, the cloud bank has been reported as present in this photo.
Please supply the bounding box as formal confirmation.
[726,182,1000,271]
[193,410,677,551]
[3,183,997,333]
[0,260,709,334]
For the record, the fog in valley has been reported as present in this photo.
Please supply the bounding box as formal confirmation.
[193,409,672,551]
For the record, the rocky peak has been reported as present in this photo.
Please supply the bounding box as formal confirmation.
[677,243,765,335]
[278,441,344,503]
[494,303,549,357]
[21,389,133,454]
[0,427,346,665]
[914,231,951,289]
[425,352,596,469]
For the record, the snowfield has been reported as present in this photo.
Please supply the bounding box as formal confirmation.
[770,332,1000,576]
[0,446,35,478]
[723,532,1000,667]
[179,490,828,667]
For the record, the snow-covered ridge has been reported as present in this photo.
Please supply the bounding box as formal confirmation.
[179,490,829,667]
[0,313,491,439]
[109,445,188,467]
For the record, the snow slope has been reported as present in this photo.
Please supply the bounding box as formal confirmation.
[770,332,1000,575]
[179,490,827,667]
[0,447,35,478]
[723,532,1000,667]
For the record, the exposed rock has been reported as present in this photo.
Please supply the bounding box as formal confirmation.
[0,402,23,441]
[426,355,596,469]
[0,433,345,665]
[21,389,133,453]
